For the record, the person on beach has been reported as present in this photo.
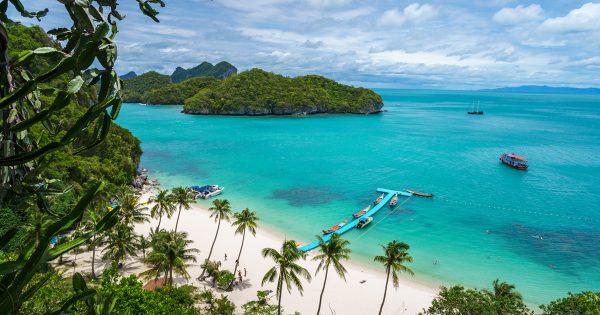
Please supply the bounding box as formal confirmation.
[224,253,227,261]
[238,271,242,283]
[244,267,247,277]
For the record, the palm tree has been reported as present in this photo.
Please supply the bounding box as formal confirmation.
[85,207,107,278]
[374,240,414,315]
[150,189,175,232]
[262,240,312,315]
[23,210,49,246]
[200,199,232,278]
[312,234,351,315]
[171,186,195,233]
[119,192,149,227]
[228,208,258,289]
[139,234,150,260]
[102,223,140,269]
[200,259,222,287]
[142,230,199,288]
[487,279,522,300]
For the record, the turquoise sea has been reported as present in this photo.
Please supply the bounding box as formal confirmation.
[118,90,600,305]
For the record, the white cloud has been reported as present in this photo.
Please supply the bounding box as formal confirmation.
[493,4,544,24]
[305,0,351,8]
[378,3,437,27]
[540,2,600,32]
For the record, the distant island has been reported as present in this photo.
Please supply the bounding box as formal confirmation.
[122,64,383,115]
[122,61,237,103]
[482,85,600,94]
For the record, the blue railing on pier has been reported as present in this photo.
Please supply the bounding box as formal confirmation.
[297,188,412,252]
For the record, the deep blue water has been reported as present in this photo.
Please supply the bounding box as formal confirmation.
[117,89,600,304]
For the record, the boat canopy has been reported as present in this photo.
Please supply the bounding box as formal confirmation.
[508,154,527,161]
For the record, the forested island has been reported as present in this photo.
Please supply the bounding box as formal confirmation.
[183,69,384,115]
[122,67,384,115]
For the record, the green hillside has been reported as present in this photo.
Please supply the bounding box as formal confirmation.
[183,68,383,115]
[122,71,171,102]
[143,77,219,105]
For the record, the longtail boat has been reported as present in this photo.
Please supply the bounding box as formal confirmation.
[404,189,433,198]
[352,205,372,219]
[390,193,399,207]
[322,220,348,235]
[374,193,384,205]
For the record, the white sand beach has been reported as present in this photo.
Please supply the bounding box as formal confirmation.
[58,188,437,314]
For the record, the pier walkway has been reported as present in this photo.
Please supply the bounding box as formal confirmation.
[297,188,412,252]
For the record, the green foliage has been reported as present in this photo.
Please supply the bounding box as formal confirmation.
[216,270,236,289]
[141,230,199,288]
[143,76,218,104]
[183,68,384,115]
[199,289,236,315]
[540,292,600,315]
[420,284,534,315]
[20,270,85,314]
[100,268,200,314]
[122,71,171,102]
[242,290,280,315]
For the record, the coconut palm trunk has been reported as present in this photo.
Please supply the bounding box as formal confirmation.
[277,269,284,315]
[378,266,391,315]
[200,217,222,278]
[174,205,182,233]
[227,228,246,290]
[316,265,330,315]
[156,215,162,232]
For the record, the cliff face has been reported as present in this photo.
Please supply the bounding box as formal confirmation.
[183,69,384,115]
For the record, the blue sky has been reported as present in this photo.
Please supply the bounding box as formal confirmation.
[11,1,600,89]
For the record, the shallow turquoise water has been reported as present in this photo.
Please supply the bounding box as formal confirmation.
[118,90,600,304]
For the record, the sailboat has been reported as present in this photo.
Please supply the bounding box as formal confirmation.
[468,101,484,115]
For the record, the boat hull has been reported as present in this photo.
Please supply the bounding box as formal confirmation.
[357,217,373,229]
[500,159,528,170]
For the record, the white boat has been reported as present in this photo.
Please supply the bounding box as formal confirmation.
[201,186,224,199]
[357,217,373,229]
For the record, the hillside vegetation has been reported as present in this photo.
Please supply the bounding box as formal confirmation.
[122,71,171,102]
[183,68,384,115]
[143,77,219,105]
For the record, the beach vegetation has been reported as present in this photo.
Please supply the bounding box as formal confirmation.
[217,270,237,289]
[201,259,223,287]
[374,240,414,315]
[262,240,312,315]
[183,68,384,115]
[119,190,150,226]
[420,281,533,315]
[201,198,233,278]
[242,290,280,315]
[199,289,236,315]
[102,222,140,269]
[313,233,351,315]
[229,208,259,290]
[539,291,600,315]
[171,186,195,233]
[150,189,176,232]
[141,230,199,288]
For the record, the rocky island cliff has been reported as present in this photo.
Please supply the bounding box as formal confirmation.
[182,69,383,115]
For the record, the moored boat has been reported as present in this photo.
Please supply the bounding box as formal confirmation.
[500,153,528,170]
[374,193,384,205]
[404,189,433,198]
[389,193,399,207]
[357,217,373,229]
[191,184,224,199]
[467,101,484,115]
[323,220,348,235]
[352,205,372,219]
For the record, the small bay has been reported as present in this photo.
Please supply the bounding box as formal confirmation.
[117,89,600,304]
